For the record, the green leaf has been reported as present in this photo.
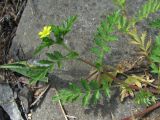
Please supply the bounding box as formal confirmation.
[52,82,82,104]
[92,90,100,104]
[38,60,53,65]
[117,15,130,32]
[102,80,111,98]
[136,0,160,22]
[82,91,91,106]
[113,0,126,8]
[150,55,160,63]
[66,52,79,59]
[46,51,64,61]
[81,80,90,91]
[57,61,62,69]
[62,16,77,33]
[134,90,157,106]
[151,63,160,74]
[0,62,30,77]
[30,77,48,83]
[33,37,54,55]
[94,38,106,47]
[102,46,110,53]
[0,61,50,84]
[69,82,80,92]
[149,18,160,29]
[27,66,50,84]
[105,35,118,41]
[150,35,160,64]
[92,10,120,65]
[51,16,77,38]
[90,47,101,55]
[89,80,99,90]
[33,43,47,55]
[52,89,74,103]
[51,25,63,37]
[0,63,26,69]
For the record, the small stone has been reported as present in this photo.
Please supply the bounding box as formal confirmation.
[28,116,32,120]
[28,113,32,117]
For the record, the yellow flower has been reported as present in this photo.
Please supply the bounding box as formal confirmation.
[38,26,52,38]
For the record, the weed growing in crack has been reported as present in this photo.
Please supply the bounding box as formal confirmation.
[1,0,160,119]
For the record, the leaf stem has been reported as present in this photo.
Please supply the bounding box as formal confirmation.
[62,42,97,68]
[77,58,97,68]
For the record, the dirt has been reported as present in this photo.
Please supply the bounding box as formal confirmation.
[0,0,27,64]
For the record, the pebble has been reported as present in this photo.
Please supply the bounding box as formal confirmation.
[28,113,32,120]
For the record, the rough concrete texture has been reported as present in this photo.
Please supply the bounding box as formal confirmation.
[10,0,146,69]
[10,0,160,120]
[0,84,23,120]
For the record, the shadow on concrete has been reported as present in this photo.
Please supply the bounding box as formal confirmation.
[45,70,120,118]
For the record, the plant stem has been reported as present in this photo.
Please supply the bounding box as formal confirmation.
[77,58,97,68]
[62,43,97,68]
[122,102,160,120]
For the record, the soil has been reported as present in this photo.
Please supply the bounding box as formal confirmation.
[0,0,27,64]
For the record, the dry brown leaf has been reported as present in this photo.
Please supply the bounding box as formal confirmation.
[120,85,134,102]
[125,75,142,88]
[120,74,155,101]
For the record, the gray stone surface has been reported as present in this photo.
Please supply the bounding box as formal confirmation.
[10,0,160,120]
[48,73,141,120]
[10,0,142,68]
[31,88,64,120]
[0,84,23,120]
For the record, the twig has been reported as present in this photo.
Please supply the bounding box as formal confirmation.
[66,115,77,119]
[86,69,97,80]
[103,67,160,94]
[54,88,69,120]
[129,85,159,94]
[15,0,26,21]
[20,100,29,120]
[122,102,160,120]
[16,0,20,12]
[30,84,50,107]
[10,0,17,12]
